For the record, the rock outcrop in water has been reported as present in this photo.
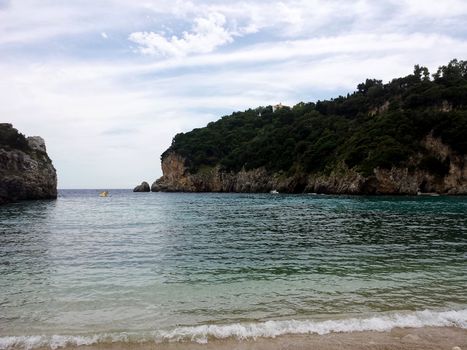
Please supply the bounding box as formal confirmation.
[133,181,150,192]
[152,60,467,195]
[0,123,57,204]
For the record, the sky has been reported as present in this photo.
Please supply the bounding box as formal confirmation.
[1,0,467,189]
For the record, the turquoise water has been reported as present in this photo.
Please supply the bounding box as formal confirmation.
[0,191,466,347]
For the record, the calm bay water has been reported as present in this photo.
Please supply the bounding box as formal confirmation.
[0,191,466,347]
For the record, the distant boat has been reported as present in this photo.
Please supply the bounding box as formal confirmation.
[99,191,109,197]
[417,191,440,196]
[270,190,279,194]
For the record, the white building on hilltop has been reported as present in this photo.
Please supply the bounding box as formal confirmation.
[273,103,288,112]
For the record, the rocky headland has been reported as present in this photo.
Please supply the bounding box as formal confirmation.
[151,134,467,194]
[151,60,467,195]
[0,123,57,204]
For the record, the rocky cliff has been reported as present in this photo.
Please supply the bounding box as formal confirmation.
[152,134,466,195]
[0,123,57,204]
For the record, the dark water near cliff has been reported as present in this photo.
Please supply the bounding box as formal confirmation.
[0,191,466,348]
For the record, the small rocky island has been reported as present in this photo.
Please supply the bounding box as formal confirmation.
[0,123,57,204]
[133,181,150,192]
[151,60,467,195]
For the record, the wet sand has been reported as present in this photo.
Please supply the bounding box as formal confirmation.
[43,327,466,350]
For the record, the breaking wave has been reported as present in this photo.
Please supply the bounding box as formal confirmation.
[1,309,466,349]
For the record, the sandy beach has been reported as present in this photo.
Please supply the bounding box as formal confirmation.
[33,327,465,350]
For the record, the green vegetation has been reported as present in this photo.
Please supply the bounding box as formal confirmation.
[163,60,467,176]
[0,123,31,152]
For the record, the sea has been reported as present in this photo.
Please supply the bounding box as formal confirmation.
[0,190,466,349]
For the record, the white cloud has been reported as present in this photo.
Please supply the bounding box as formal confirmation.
[129,12,234,57]
[101,32,108,39]
[401,0,467,18]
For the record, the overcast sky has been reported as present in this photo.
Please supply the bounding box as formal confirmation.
[1,0,467,188]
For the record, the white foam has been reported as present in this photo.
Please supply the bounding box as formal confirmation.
[1,309,466,349]
[0,333,129,350]
[157,309,467,343]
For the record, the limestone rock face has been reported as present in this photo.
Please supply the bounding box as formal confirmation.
[152,135,466,195]
[27,136,47,153]
[133,181,150,192]
[0,124,57,204]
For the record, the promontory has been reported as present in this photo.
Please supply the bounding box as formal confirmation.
[152,60,467,195]
[0,123,57,204]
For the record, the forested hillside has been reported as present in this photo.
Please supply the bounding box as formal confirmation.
[164,60,466,178]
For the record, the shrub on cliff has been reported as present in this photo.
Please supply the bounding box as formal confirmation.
[0,124,30,152]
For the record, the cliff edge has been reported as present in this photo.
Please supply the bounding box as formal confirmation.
[152,134,466,194]
[0,123,57,204]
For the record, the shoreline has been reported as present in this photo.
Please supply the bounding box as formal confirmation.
[54,189,467,196]
[18,327,466,350]
[2,309,466,349]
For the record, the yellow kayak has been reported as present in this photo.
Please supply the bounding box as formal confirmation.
[99,191,109,197]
